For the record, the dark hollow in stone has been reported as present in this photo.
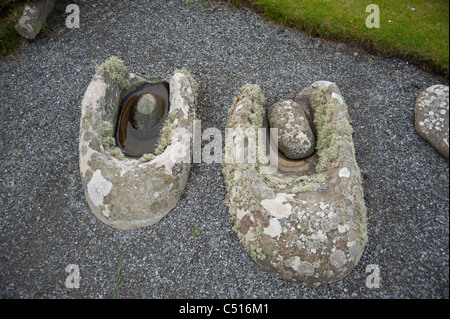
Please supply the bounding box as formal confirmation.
[115,82,170,157]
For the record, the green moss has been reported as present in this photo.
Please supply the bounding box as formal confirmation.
[245,239,266,260]
[102,136,116,148]
[139,153,156,163]
[110,147,125,160]
[243,220,266,261]
[98,121,123,160]
[154,110,176,155]
[263,175,291,190]
[227,84,265,129]
[291,182,318,193]
[223,83,270,262]
[98,121,115,148]
[0,1,26,58]
[97,56,129,88]
[0,21,20,57]
[311,87,353,173]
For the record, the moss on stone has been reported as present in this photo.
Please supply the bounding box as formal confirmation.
[154,110,177,155]
[311,87,353,173]
[174,68,199,98]
[263,174,291,190]
[227,84,265,129]
[223,84,270,262]
[98,121,115,149]
[98,121,124,160]
[291,182,319,193]
[139,153,156,163]
[110,147,125,160]
[97,56,129,88]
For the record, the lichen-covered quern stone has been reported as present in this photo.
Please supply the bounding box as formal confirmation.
[79,57,197,230]
[223,81,367,286]
[415,85,449,159]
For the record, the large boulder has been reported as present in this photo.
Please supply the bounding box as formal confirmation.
[223,81,367,286]
[415,85,449,159]
[79,57,197,230]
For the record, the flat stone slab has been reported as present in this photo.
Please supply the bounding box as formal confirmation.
[224,81,367,286]
[415,85,449,159]
[79,57,197,230]
[15,0,56,39]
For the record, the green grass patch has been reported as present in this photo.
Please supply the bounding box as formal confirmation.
[225,0,449,76]
[0,0,27,58]
[111,250,126,299]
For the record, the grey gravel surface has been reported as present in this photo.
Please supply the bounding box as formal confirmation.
[0,0,448,299]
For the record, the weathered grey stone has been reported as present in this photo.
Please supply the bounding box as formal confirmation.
[268,100,316,159]
[223,81,367,286]
[15,0,56,40]
[415,85,449,159]
[133,93,164,130]
[79,57,197,230]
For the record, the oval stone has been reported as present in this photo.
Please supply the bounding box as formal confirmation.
[224,82,367,287]
[79,62,197,230]
[268,100,316,159]
[133,93,165,130]
[415,84,449,159]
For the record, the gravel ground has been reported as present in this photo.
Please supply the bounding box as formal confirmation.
[0,0,448,299]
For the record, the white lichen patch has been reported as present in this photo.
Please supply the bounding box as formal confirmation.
[236,208,250,220]
[298,261,315,277]
[260,193,294,219]
[264,218,282,237]
[87,170,112,207]
[339,167,351,178]
[331,92,344,104]
[330,250,347,269]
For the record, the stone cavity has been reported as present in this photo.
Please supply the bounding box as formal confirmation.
[116,81,170,157]
[223,81,367,286]
[79,57,197,230]
[415,84,449,159]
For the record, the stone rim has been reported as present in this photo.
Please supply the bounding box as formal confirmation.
[223,81,368,286]
[79,65,197,230]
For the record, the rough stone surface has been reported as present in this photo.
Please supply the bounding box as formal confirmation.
[15,0,56,39]
[133,93,163,130]
[415,85,449,159]
[224,81,367,286]
[268,100,316,159]
[79,65,197,230]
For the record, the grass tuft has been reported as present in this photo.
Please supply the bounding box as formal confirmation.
[111,250,126,299]
[0,0,27,58]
